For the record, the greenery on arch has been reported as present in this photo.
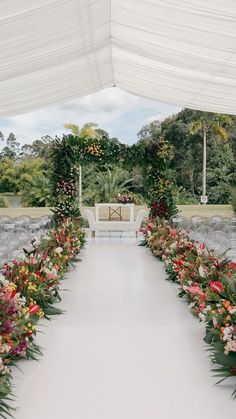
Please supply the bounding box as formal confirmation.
[50,134,178,222]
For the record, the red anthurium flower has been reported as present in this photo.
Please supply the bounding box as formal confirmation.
[28,304,40,315]
[228,262,236,270]
[210,281,224,294]
[10,289,16,299]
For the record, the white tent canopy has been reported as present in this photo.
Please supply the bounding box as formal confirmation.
[1,0,236,116]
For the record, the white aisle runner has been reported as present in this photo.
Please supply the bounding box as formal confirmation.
[13,238,235,419]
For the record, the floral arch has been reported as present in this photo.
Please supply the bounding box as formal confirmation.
[50,134,178,222]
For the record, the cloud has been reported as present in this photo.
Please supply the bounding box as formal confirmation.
[0,88,180,146]
[146,114,166,123]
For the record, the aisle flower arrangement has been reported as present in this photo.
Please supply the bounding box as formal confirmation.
[0,219,86,418]
[141,217,236,396]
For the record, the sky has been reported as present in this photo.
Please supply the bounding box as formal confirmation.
[0,88,180,146]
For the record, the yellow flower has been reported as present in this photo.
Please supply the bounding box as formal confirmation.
[37,309,44,318]
[27,283,37,292]
[6,282,17,292]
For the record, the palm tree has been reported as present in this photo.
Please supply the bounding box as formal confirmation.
[83,167,133,204]
[21,174,52,207]
[189,112,232,203]
[63,122,99,207]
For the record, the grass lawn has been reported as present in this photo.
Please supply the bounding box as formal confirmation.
[0,204,233,219]
[178,204,233,218]
[0,193,22,207]
[0,207,52,218]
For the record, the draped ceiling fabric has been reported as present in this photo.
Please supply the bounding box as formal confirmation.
[1,0,236,116]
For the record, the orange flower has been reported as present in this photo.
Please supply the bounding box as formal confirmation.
[218,307,225,314]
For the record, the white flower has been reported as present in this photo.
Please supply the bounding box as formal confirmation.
[222,326,234,342]
[55,247,63,254]
[198,313,205,321]
[213,317,218,326]
[224,340,236,355]
[0,274,8,285]
[199,265,205,278]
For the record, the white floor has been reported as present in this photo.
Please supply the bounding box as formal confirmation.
[13,236,236,419]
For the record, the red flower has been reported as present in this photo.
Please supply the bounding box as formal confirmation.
[28,304,40,315]
[174,257,185,267]
[210,281,224,294]
[228,262,236,270]
[10,289,16,299]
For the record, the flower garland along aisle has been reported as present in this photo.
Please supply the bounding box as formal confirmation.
[0,220,86,418]
[141,218,236,397]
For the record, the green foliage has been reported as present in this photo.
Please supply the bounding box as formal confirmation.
[21,175,52,207]
[231,188,236,214]
[20,136,53,159]
[175,187,198,205]
[0,157,48,199]
[0,132,20,159]
[162,109,235,203]
[50,135,81,220]
[144,137,178,219]
[0,195,8,208]
[83,166,133,204]
[0,158,20,193]
[50,134,177,221]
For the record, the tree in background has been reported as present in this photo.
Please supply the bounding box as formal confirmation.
[161,109,235,203]
[0,158,20,194]
[21,174,52,207]
[0,132,20,159]
[20,135,53,159]
[137,120,161,145]
[189,111,232,202]
[0,157,47,195]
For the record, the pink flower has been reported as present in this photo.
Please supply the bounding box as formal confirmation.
[199,242,205,250]
[187,285,201,295]
[199,301,206,311]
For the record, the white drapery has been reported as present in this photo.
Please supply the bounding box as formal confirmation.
[1,0,236,116]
